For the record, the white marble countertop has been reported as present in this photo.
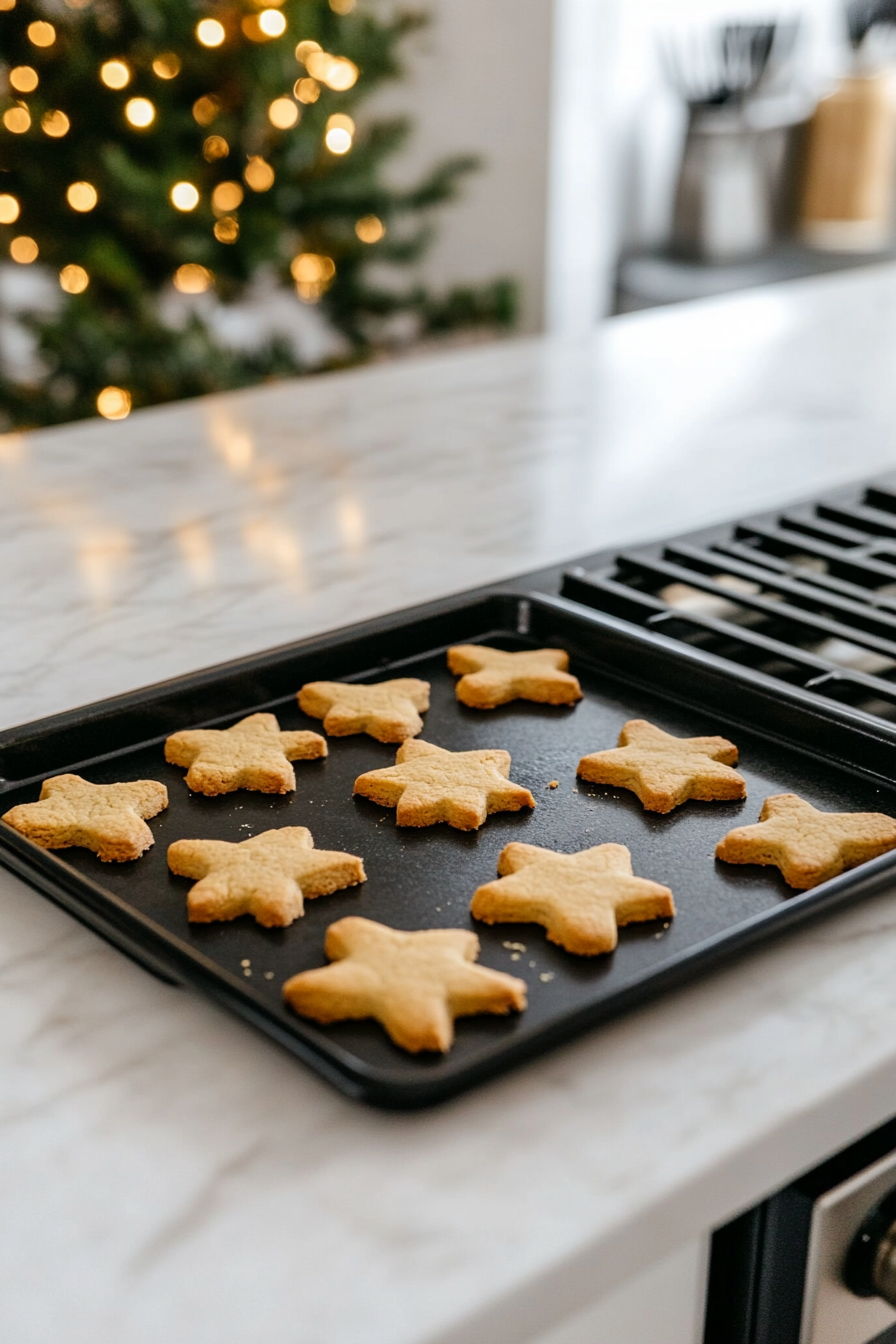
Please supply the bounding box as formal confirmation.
[6,265,896,1344]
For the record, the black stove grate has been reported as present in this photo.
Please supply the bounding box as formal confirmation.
[561,475,896,727]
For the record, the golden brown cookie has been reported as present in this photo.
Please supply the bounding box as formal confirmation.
[577,718,746,814]
[352,739,535,830]
[2,773,168,862]
[447,643,582,709]
[472,841,675,954]
[283,916,527,1053]
[715,793,896,889]
[165,711,326,795]
[168,826,366,927]
[297,678,430,743]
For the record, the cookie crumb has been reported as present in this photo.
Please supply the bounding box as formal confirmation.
[510,952,520,962]
[547,780,559,789]
[243,968,252,977]
[264,971,274,980]
[241,958,251,967]
[529,960,536,968]
[502,941,526,952]
[539,972,555,983]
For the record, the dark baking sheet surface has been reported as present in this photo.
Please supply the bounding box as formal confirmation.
[4,592,896,1107]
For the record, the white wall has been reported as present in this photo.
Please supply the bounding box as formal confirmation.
[373,0,554,333]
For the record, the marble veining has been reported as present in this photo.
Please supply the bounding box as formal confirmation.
[4,266,896,1342]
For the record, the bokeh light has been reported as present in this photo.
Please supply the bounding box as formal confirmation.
[291,251,336,302]
[42,109,70,137]
[153,53,181,79]
[3,107,31,134]
[329,0,356,12]
[306,52,358,90]
[355,214,385,243]
[294,77,320,103]
[170,181,200,211]
[295,40,322,64]
[244,157,275,191]
[9,66,38,93]
[0,195,20,224]
[125,97,155,128]
[203,135,229,161]
[268,97,299,129]
[67,181,98,212]
[97,386,131,420]
[59,264,89,294]
[196,18,225,47]
[10,236,39,263]
[211,181,243,213]
[27,20,55,46]
[214,216,239,243]
[325,113,354,155]
[100,60,130,89]
[174,263,213,293]
[193,94,220,126]
[258,9,287,37]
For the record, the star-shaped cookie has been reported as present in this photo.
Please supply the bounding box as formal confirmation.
[472,841,675,954]
[447,643,582,709]
[165,712,326,795]
[298,678,430,743]
[283,916,527,1053]
[2,773,168,862]
[716,793,896,889]
[352,739,536,830]
[168,826,366,927]
[577,718,746,814]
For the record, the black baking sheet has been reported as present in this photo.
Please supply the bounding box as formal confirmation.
[3,591,896,1108]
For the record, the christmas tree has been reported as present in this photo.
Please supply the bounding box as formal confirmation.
[0,0,515,427]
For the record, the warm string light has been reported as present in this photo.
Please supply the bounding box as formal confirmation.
[125,97,155,128]
[0,195,20,224]
[170,181,199,211]
[67,181,98,212]
[268,97,299,129]
[203,135,229,161]
[294,77,319,104]
[325,113,354,155]
[295,40,321,63]
[59,264,89,294]
[330,0,356,12]
[152,53,181,79]
[244,157,274,191]
[0,0,17,11]
[242,8,286,41]
[355,214,385,243]
[97,386,131,420]
[211,181,243,214]
[9,66,38,93]
[100,61,130,89]
[305,51,358,90]
[291,252,335,302]
[214,216,239,243]
[196,18,225,48]
[27,20,55,46]
[10,236,38,263]
[174,263,212,293]
[3,106,30,133]
[42,109,70,137]
[193,94,220,126]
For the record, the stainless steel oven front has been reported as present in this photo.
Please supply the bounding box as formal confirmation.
[704,1117,896,1344]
